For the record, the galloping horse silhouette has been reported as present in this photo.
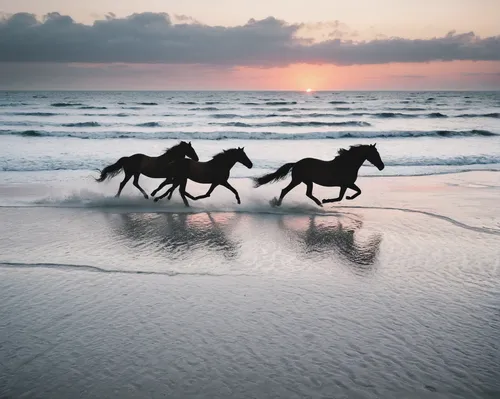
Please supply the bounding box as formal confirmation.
[253,144,384,206]
[152,147,253,207]
[95,141,198,198]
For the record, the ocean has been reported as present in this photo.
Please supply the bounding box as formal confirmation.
[1,90,500,178]
[1,91,500,398]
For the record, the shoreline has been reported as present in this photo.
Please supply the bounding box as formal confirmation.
[1,170,499,231]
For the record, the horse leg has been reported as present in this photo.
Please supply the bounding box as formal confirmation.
[167,182,198,200]
[305,182,322,207]
[154,182,177,202]
[193,183,218,201]
[151,178,172,197]
[221,181,241,204]
[182,190,197,201]
[322,186,347,204]
[346,183,361,200]
[157,179,197,201]
[115,173,132,197]
[276,179,301,206]
[167,185,176,200]
[179,179,190,207]
[133,173,149,199]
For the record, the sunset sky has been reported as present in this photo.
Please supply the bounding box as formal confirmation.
[0,0,499,90]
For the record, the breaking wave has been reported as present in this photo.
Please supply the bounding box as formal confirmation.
[2,129,497,140]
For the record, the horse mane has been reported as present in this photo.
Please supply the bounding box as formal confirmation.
[334,144,369,161]
[162,141,185,156]
[211,148,239,162]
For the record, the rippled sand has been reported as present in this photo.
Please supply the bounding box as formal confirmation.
[1,172,500,398]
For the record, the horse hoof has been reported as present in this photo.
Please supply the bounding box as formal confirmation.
[269,198,280,207]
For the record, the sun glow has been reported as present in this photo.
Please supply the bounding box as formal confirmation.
[306,88,312,92]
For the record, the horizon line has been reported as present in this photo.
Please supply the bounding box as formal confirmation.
[2,89,500,93]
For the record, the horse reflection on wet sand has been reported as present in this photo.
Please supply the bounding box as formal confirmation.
[107,212,240,260]
[278,214,382,273]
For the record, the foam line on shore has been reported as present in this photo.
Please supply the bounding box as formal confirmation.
[0,261,251,277]
[0,199,498,236]
[335,205,500,236]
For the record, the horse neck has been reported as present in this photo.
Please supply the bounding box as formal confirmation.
[335,150,368,172]
[210,155,238,170]
[350,150,370,172]
[160,148,184,161]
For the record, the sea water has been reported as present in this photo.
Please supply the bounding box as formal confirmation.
[1,90,499,181]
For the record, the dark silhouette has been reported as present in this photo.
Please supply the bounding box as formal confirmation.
[95,141,199,198]
[253,144,384,207]
[152,147,253,207]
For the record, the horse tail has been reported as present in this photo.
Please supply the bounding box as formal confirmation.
[95,157,127,182]
[253,162,295,187]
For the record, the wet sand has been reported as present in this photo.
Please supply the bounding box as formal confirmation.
[1,172,499,398]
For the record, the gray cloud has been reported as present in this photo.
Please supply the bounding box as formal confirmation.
[0,62,235,90]
[462,72,500,76]
[0,12,499,66]
[173,14,202,25]
[389,75,426,79]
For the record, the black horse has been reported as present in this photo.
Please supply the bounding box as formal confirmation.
[253,144,384,206]
[95,141,198,198]
[152,147,253,207]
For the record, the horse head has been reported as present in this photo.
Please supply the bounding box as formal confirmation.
[236,147,253,169]
[181,141,199,161]
[365,144,384,170]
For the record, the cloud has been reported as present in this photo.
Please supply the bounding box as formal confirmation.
[0,12,499,67]
[389,74,426,79]
[0,62,235,90]
[297,20,353,41]
[462,72,500,76]
[173,14,202,25]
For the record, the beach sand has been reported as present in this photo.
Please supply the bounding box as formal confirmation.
[1,171,499,398]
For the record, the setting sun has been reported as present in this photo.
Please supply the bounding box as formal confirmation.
[306,88,312,92]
